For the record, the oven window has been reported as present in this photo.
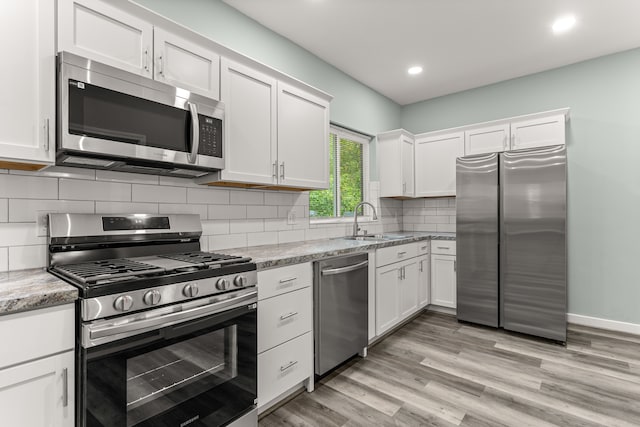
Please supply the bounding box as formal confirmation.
[83,308,256,427]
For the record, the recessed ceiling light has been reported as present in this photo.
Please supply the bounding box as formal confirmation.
[408,66,423,75]
[552,15,576,34]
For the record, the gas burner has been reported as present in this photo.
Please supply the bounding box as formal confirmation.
[53,258,165,284]
[160,252,251,268]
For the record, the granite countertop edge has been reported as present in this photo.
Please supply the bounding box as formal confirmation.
[0,269,79,316]
[226,232,456,270]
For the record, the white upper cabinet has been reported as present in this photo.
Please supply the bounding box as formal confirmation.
[464,123,510,155]
[378,130,415,198]
[277,81,330,189]
[218,58,277,185]
[153,27,220,100]
[0,0,55,169]
[510,113,565,150]
[414,131,464,197]
[58,0,153,77]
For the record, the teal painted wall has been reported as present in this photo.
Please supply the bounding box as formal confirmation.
[403,48,640,324]
[134,0,401,179]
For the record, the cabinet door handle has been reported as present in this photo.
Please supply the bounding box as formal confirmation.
[280,162,285,180]
[272,161,278,179]
[43,118,50,151]
[279,311,298,321]
[437,246,449,250]
[280,360,298,372]
[503,135,508,150]
[62,368,69,407]
[143,48,149,71]
[279,277,297,284]
[403,182,406,193]
[419,260,423,272]
[158,54,164,76]
[397,251,407,257]
[420,245,428,251]
[454,260,457,272]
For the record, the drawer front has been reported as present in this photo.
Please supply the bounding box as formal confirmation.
[432,240,456,255]
[258,332,312,407]
[0,304,74,370]
[417,241,430,255]
[377,243,418,267]
[258,287,312,353]
[258,263,312,301]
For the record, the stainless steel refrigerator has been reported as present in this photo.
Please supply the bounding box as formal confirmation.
[456,145,567,342]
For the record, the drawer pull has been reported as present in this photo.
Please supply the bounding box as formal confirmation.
[397,251,407,257]
[279,277,297,284]
[279,311,298,321]
[280,360,298,372]
[420,245,428,250]
[437,246,449,250]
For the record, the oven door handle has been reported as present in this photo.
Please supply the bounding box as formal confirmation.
[88,289,257,342]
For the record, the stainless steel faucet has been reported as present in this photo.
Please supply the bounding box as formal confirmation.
[352,201,378,236]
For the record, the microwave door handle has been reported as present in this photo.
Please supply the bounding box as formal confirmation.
[187,102,199,164]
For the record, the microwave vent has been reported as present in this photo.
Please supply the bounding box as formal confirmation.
[62,156,116,167]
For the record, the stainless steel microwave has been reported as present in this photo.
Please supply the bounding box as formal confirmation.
[57,52,224,178]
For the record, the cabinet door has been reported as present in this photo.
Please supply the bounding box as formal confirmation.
[375,264,400,335]
[401,135,415,197]
[0,0,55,168]
[511,114,565,150]
[219,58,277,185]
[0,351,74,427]
[154,27,220,99]
[399,260,419,318]
[58,0,153,77]
[277,82,330,189]
[430,254,457,308]
[464,123,510,155]
[414,132,464,197]
[418,255,430,308]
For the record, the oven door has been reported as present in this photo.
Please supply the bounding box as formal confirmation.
[79,291,257,427]
[58,52,224,171]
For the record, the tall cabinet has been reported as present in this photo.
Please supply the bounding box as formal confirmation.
[0,0,56,170]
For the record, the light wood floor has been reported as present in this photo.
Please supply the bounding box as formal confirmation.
[259,311,640,426]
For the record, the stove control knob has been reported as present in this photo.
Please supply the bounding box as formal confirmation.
[113,295,134,312]
[143,290,161,306]
[183,283,199,298]
[234,275,247,287]
[216,278,230,291]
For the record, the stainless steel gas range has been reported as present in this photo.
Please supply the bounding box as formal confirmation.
[47,213,258,427]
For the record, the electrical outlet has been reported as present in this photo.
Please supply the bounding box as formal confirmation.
[287,210,297,225]
[36,211,53,237]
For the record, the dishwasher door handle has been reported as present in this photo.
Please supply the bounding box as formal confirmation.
[321,260,369,276]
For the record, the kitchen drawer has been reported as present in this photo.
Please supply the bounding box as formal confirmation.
[0,304,74,370]
[258,332,312,407]
[258,262,312,301]
[258,287,312,353]
[431,240,456,255]
[376,242,418,267]
[417,241,430,255]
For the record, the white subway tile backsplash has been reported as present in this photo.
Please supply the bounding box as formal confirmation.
[247,231,278,247]
[60,179,131,201]
[9,200,94,222]
[278,229,305,244]
[199,237,209,252]
[229,219,264,234]
[437,224,456,232]
[264,218,292,232]
[0,199,7,222]
[264,192,293,206]
[159,203,207,220]
[208,205,247,220]
[9,245,46,270]
[11,166,96,180]
[159,176,200,187]
[246,205,278,219]
[209,233,247,251]
[201,220,230,235]
[132,184,186,203]
[423,216,450,224]
[0,175,58,199]
[0,223,47,246]
[230,190,264,205]
[96,170,159,185]
[0,248,7,272]
[292,193,309,206]
[96,202,158,214]
[187,187,229,204]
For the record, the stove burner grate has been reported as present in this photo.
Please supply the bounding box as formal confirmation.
[53,259,165,284]
[160,252,251,268]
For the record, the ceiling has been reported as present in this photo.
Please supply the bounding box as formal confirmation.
[221,0,640,105]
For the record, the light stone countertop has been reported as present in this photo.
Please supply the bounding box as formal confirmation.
[0,269,78,316]
[225,231,455,270]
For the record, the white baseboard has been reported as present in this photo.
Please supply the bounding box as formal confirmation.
[567,313,640,336]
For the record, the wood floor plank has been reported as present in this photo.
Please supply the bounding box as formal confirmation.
[259,311,640,427]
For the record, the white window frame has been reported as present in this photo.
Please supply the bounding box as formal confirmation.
[310,124,372,224]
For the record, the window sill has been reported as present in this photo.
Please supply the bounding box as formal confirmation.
[310,216,375,226]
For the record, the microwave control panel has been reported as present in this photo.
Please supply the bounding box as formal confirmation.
[198,115,222,158]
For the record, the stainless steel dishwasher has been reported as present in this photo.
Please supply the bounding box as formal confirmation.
[314,253,368,376]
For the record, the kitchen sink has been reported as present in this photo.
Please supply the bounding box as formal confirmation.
[341,234,408,241]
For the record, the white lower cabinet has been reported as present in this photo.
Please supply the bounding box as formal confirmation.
[398,259,419,318]
[256,263,313,411]
[0,304,75,427]
[375,262,401,335]
[430,252,457,309]
[417,254,430,308]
